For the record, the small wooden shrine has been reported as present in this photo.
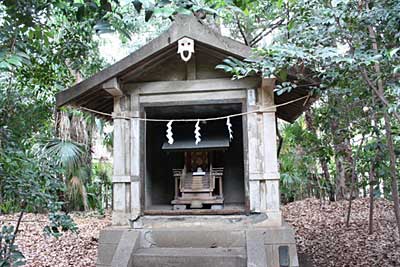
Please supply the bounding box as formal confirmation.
[56,14,312,267]
[168,149,225,209]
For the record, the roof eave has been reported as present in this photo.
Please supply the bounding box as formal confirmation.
[56,15,252,107]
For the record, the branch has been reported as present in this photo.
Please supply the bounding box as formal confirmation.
[249,19,285,47]
[360,68,400,123]
[346,134,365,227]
[234,14,249,46]
[276,116,283,157]
[329,1,355,52]
[10,210,24,251]
[330,0,400,124]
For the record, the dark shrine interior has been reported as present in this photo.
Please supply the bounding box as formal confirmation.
[144,103,245,212]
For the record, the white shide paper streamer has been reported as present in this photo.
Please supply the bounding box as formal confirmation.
[226,117,233,141]
[166,120,174,144]
[194,119,201,145]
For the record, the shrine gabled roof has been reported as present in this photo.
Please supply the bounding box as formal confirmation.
[56,14,314,123]
[56,15,252,108]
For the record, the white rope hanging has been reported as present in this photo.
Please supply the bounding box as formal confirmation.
[79,95,310,122]
[79,95,311,146]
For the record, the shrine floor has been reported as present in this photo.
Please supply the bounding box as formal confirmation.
[144,203,245,215]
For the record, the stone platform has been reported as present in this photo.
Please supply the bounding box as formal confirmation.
[96,215,299,267]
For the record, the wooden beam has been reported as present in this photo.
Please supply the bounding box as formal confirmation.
[125,77,260,95]
[259,78,276,107]
[139,90,247,104]
[144,209,245,215]
[102,78,123,96]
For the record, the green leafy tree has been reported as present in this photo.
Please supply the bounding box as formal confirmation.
[211,0,399,234]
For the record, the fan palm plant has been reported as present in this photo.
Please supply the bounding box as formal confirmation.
[44,139,85,175]
[50,109,109,211]
[44,138,90,211]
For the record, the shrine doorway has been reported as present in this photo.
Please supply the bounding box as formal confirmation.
[143,103,246,214]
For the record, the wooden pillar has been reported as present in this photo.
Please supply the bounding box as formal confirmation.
[105,79,133,226]
[246,78,281,225]
[246,88,264,213]
[260,78,282,226]
[130,92,141,220]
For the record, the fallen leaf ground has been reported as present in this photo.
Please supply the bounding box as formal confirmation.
[282,198,400,267]
[1,198,399,266]
[0,212,111,267]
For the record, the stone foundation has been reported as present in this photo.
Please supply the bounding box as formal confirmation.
[96,216,298,267]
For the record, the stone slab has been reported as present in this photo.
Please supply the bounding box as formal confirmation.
[110,230,140,267]
[96,243,118,266]
[132,247,246,267]
[96,228,127,267]
[96,221,299,267]
[246,230,267,267]
[263,224,296,245]
[139,229,245,248]
[98,229,125,244]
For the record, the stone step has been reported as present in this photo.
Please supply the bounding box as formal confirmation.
[138,229,245,248]
[132,247,246,267]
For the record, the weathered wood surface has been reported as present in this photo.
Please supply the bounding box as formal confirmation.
[143,209,244,215]
[102,78,123,96]
[125,77,260,95]
[139,90,247,104]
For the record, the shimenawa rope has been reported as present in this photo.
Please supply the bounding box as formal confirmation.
[78,94,310,122]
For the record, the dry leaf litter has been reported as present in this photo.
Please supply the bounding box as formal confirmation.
[0,212,111,267]
[282,198,400,267]
[1,198,399,266]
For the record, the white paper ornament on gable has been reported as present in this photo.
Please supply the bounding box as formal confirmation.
[177,37,194,62]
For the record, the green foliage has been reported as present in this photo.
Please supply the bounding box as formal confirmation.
[0,142,61,211]
[278,119,323,202]
[209,0,399,202]
[44,139,86,177]
[44,202,78,238]
[215,56,258,79]
[0,0,398,264]
[89,160,112,212]
[130,0,216,22]
[0,0,135,265]
[0,226,25,267]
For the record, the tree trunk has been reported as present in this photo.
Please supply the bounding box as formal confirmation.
[329,110,353,200]
[368,159,375,234]
[81,184,89,211]
[366,24,400,237]
[276,117,283,157]
[304,110,333,201]
[383,112,400,237]
[346,135,365,227]
[334,155,345,200]
[104,184,108,209]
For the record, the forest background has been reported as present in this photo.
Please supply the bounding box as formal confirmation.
[0,0,399,265]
